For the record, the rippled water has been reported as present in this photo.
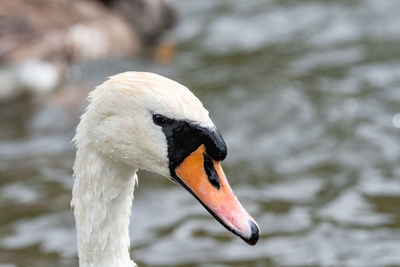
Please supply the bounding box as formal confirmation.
[1,0,400,266]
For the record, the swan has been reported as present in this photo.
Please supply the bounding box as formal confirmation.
[0,0,174,100]
[72,71,260,267]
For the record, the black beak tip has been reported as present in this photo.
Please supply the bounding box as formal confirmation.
[246,220,260,246]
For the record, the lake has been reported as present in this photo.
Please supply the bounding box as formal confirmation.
[1,0,400,266]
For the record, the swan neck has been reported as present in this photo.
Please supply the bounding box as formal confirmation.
[72,147,137,267]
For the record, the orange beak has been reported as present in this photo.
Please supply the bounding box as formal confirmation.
[174,145,260,245]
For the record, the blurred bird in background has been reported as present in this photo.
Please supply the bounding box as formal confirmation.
[0,0,176,100]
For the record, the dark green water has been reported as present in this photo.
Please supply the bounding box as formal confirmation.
[1,0,400,266]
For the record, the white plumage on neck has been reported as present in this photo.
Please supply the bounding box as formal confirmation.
[72,143,138,267]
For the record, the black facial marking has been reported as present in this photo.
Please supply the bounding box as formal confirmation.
[152,113,227,175]
[203,153,220,190]
[153,113,257,244]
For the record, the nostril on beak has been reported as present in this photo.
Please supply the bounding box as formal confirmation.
[247,220,260,246]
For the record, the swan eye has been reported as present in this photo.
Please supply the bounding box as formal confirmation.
[153,114,169,126]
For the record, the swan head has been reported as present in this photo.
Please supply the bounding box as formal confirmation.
[77,71,260,245]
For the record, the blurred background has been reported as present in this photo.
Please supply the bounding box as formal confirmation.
[1,0,400,266]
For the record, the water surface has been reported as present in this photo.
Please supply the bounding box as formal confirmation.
[1,0,400,266]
